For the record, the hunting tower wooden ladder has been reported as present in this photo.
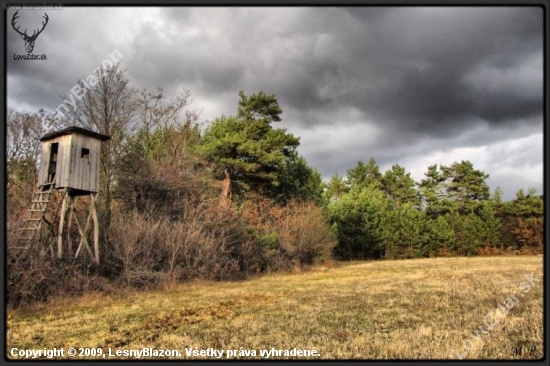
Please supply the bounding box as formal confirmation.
[19,183,55,245]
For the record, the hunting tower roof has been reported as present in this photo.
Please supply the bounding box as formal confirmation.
[40,126,111,142]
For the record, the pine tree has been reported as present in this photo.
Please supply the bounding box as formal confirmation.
[383,203,426,258]
[323,173,348,203]
[346,157,383,191]
[506,188,543,218]
[424,215,455,256]
[276,151,324,204]
[196,91,300,200]
[441,160,490,214]
[328,185,389,260]
[478,199,502,247]
[419,164,452,217]
[382,164,421,208]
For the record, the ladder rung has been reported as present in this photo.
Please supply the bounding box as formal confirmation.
[22,190,51,238]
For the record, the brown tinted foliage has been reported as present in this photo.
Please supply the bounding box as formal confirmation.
[512,218,543,254]
[103,194,336,289]
[241,194,336,269]
[106,199,249,288]
[475,245,506,256]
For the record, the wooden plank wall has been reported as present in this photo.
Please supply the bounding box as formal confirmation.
[37,135,69,187]
[55,135,70,187]
[67,134,100,192]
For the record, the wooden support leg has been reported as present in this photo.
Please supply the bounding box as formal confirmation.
[57,192,68,259]
[42,188,67,258]
[67,196,74,258]
[91,193,100,265]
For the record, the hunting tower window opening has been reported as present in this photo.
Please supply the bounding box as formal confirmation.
[48,143,59,183]
[81,148,90,159]
[51,143,59,160]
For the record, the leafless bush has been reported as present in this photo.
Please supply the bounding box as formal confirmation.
[277,201,337,265]
[107,197,252,288]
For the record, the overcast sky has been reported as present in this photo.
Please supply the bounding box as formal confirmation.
[7,6,544,200]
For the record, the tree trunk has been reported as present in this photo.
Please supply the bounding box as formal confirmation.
[220,169,232,208]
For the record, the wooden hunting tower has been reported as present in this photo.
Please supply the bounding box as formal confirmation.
[20,127,110,263]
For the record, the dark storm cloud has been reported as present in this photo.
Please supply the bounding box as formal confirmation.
[123,8,247,96]
[147,7,541,141]
[11,7,541,135]
[355,7,543,135]
[275,7,543,137]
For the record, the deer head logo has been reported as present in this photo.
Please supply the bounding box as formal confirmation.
[12,11,49,54]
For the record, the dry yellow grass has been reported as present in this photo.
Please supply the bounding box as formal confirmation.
[6,255,543,360]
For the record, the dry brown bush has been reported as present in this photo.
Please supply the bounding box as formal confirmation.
[475,245,506,256]
[276,200,336,265]
[107,197,256,288]
[512,217,543,253]
[241,194,336,268]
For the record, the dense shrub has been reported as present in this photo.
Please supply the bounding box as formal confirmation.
[106,199,250,288]
[104,195,336,288]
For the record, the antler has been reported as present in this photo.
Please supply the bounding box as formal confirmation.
[29,13,49,39]
[11,10,27,37]
[11,11,49,40]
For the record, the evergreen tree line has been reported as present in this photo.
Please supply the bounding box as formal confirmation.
[322,158,543,260]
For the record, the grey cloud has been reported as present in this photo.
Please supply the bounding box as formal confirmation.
[7,7,544,200]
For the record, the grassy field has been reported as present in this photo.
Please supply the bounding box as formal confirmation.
[6,255,543,360]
